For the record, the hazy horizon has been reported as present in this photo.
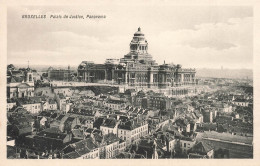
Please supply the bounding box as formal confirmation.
[9,63,253,80]
[9,63,253,70]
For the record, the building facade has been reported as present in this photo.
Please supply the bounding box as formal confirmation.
[7,67,35,99]
[48,66,72,81]
[118,119,149,147]
[78,28,196,89]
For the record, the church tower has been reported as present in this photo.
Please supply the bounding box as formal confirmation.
[26,61,33,83]
[26,70,33,83]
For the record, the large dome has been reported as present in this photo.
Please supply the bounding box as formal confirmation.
[131,27,147,43]
[134,27,144,36]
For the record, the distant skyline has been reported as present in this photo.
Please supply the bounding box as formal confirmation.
[8,6,253,69]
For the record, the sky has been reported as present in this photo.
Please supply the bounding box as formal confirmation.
[7,5,253,69]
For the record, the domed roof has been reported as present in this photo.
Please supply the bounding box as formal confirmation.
[134,27,144,36]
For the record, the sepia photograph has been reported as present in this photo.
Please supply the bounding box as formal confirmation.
[2,1,258,163]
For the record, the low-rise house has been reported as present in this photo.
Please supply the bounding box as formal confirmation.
[63,138,99,159]
[133,90,147,108]
[179,136,196,154]
[232,99,249,107]
[7,99,17,111]
[212,103,232,113]
[118,139,127,154]
[93,117,106,129]
[54,88,74,97]
[129,138,166,159]
[17,98,42,114]
[12,124,32,138]
[100,118,119,136]
[81,117,94,128]
[202,109,213,123]
[20,127,72,153]
[103,133,120,159]
[71,129,85,140]
[50,120,61,129]
[39,116,48,127]
[79,90,95,97]
[148,94,171,110]
[115,152,145,159]
[118,118,149,147]
[49,114,64,129]
[196,123,217,132]
[34,87,55,98]
[63,117,80,133]
[91,133,120,159]
[188,141,214,158]
[154,132,176,153]
[104,99,126,110]
[55,93,67,110]
[42,98,57,111]
[174,118,191,133]
[68,107,95,117]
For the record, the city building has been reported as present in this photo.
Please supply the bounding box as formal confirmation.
[7,99,17,111]
[117,118,149,147]
[103,99,126,110]
[17,97,42,114]
[63,138,99,159]
[48,66,72,81]
[7,67,35,99]
[100,118,119,136]
[232,99,249,107]
[78,28,196,90]
[42,98,57,111]
[148,93,171,110]
[188,141,214,159]
[179,136,196,154]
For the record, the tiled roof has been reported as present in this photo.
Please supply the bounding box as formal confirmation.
[101,118,117,128]
[37,127,67,140]
[63,151,81,159]
[103,133,120,144]
[118,119,146,130]
[56,115,65,121]
[14,124,32,135]
[72,129,84,138]
[191,141,213,155]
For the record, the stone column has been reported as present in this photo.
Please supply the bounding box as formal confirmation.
[150,73,153,83]
[104,70,107,83]
[181,74,184,85]
[125,72,128,84]
[112,69,114,83]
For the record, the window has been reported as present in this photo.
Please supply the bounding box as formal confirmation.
[29,74,32,82]
[184,143,186,148]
